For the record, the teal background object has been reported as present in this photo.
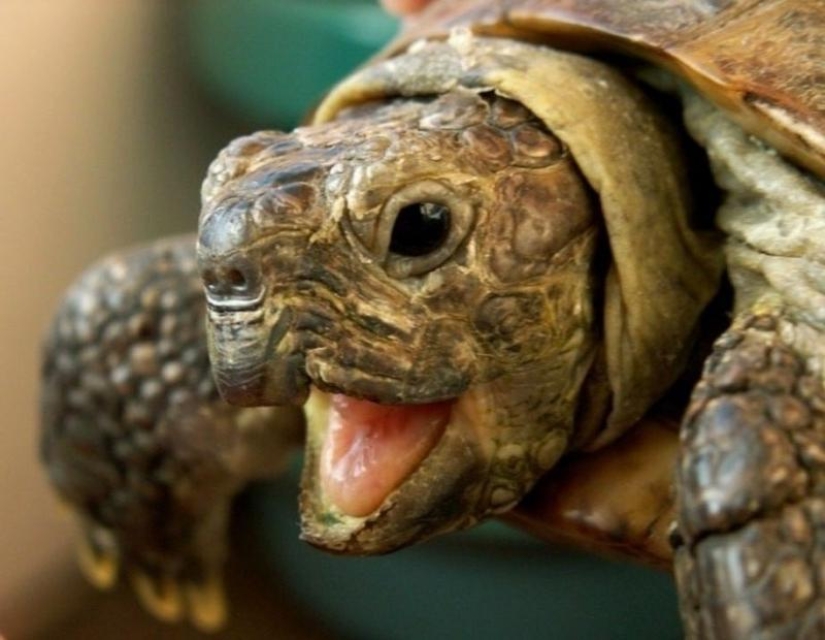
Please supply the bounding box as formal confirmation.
[186,0,398,128]
[249,461,681,640]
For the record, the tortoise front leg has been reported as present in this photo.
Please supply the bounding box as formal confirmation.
[41,235,303,630]
[673,311,825,639]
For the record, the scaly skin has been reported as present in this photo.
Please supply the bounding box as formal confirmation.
[42,38,721,631]
[41,237,302,630]
[671,82,825,637]
[675,312,825,639]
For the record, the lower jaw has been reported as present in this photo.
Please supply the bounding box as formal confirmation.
[298,386,489,554]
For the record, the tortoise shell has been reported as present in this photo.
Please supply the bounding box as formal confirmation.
[383,0,824,178]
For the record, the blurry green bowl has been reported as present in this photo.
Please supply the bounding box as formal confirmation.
[185,0,398,128]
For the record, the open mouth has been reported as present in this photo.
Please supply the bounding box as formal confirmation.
[315,392,453,517]
[302,385,490,548]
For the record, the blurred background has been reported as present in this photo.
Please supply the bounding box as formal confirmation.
[0,1,679,638]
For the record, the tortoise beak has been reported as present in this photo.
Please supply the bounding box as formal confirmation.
[206,301,267,406]
[200,234,309,407]
[198,184,315,407]
[206,302,310,407]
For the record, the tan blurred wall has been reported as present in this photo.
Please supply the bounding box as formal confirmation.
[0,2,236,635]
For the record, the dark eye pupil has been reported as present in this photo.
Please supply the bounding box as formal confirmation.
[389,202,451,257]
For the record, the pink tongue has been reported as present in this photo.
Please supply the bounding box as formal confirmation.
[320,394,451,517]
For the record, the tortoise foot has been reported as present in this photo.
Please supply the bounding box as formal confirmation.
[674,311,825,639]
[125,559,226,631]
[72,500,231,630]
[40,236,302,629]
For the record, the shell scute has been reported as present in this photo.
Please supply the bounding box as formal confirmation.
[392,0,825,176]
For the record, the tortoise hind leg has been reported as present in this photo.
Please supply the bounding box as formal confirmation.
[41,235,303,630]
[673,310,825,639]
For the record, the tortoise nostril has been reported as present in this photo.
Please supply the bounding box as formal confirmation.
[202,268,219,289]
[227,267,248,292]
[201,260,261,303]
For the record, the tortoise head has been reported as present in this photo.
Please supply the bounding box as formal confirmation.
[198,88,601,551]
[198,37,721,553]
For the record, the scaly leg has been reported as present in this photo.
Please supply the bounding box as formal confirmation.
[673,311,825,639]
[671,80,825,639]
[41,235,303,630]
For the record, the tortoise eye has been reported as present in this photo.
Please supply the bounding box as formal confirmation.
[348,179,474,278]
[389,202,451,258]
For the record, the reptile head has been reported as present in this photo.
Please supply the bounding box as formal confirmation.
[198,88,601,552]
[198,36,724,554]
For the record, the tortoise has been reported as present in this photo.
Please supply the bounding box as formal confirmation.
[40,0,825,637]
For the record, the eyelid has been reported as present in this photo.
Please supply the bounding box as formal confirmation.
[377,180,476,278]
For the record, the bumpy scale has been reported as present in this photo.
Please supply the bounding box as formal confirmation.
[42,238,302,629]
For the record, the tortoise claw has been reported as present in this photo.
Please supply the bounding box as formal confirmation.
[130,570,185,624]
[72,502,229,630]
[75,521,119,590]
[127,566,228,630]
[185,570,228,632]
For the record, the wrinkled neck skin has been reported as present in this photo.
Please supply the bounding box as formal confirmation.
[682,91,825,377]
[198,88,602,553]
